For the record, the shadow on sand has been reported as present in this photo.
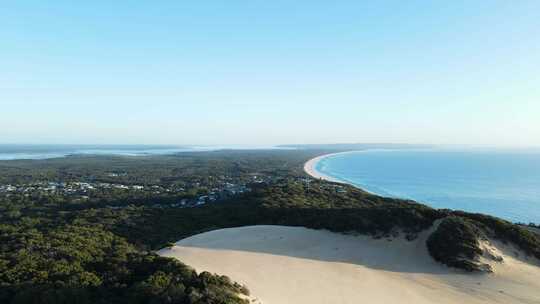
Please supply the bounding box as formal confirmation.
[163,225,468,275]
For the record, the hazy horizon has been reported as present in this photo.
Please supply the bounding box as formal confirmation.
[1,142,539,150]
[2,2,539,146]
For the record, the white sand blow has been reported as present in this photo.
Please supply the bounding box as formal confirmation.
[158,225,540,304]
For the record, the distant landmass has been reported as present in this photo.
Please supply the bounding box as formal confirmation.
[0,143,435,161]
[279,143,434,150]
[0,144,192,160]
[0,144,186,153]
[0,144,290,160]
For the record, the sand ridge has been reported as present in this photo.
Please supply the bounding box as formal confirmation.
[158,225,540,304]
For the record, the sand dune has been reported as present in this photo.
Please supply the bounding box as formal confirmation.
[158,225,540,304]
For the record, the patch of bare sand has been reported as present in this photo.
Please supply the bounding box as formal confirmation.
[158,225,540,304]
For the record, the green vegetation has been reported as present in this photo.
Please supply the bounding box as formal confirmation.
[0,211,249,304]
[0,149,539,302]
[454,211,540,261]
[0,150,318,185]
[427,217,487,272]
[83,179,442,250]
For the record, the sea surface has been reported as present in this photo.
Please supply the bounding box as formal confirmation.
[0,144,287,160]
[314,149,540,224]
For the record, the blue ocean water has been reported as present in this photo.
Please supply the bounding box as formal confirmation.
[315,149,540,224]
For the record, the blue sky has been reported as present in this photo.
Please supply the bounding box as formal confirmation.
[1,1,539,146]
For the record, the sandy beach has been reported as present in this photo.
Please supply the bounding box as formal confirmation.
[159,225,540,304]
[303,152,349,183]
[303,151,381,196]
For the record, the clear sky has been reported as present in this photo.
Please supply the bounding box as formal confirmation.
[1,1,539,146]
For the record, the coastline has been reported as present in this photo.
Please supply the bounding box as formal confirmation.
[303,151,383,197]
[303,150,540,224]
[303,152,352,184]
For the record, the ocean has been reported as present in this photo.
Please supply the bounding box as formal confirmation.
[0,144,288,160]
[314,149,540,224]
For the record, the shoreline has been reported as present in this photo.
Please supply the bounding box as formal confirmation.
[304,151,381,196]
[303,151,360,184]
[304,151,540,225]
